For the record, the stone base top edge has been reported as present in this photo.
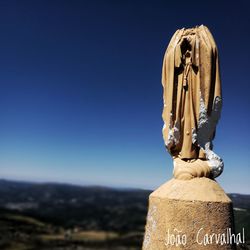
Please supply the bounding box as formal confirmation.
[150,177,232,203]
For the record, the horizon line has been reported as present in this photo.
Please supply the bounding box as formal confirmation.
[0,177,249,195]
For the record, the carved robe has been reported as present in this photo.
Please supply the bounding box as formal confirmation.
[162,25,222,161]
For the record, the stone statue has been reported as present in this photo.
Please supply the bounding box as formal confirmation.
[162,25,223,180]
[143,25,235,250]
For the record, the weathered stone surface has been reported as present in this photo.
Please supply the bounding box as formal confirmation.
[162,25,224,179]
[143,26,236,250]
[142,178,236,250]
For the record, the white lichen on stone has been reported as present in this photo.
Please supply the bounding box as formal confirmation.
[163,93,223,178]
[163,100,167,108]
[192,128,197,144]
[196,94,224,178]
[165,113,180,148]
[143,205,157,249]
[204,142,224,178]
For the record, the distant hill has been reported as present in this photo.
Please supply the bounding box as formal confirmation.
[229,193,250,209]
[0,179,249,250]
[0,179,249,209]
[0,179,150,232]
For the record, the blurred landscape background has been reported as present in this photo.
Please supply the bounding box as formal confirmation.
[0,179,249,250]
[0,1,249,249]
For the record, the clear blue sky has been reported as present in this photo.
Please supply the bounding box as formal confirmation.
[0,0,249,193]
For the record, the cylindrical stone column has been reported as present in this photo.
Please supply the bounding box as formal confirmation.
[142,178,236,250]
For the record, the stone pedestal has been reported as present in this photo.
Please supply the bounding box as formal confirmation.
[143,178,236,250]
